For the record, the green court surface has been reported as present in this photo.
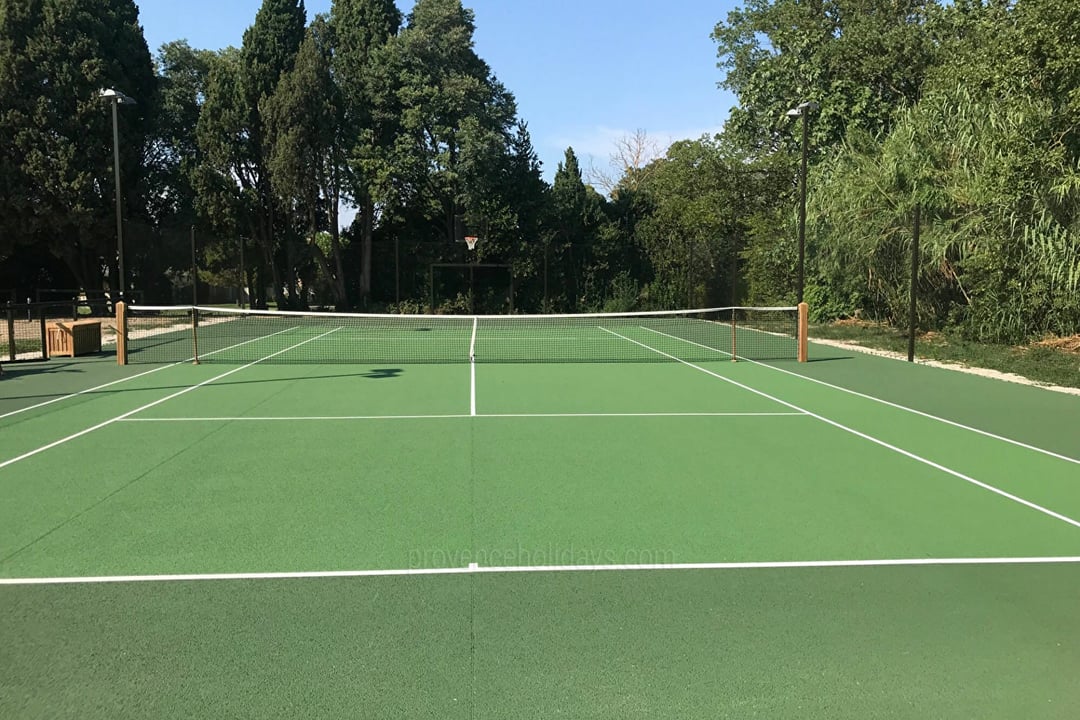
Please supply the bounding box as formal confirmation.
[2,325,1079,718]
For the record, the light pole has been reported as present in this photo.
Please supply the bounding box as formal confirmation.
[100,88,136,299]
[786,100,819,304]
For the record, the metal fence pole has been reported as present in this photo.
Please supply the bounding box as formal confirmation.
[6,303,15,361]
[907,205,921,363]
[191,226,198,306]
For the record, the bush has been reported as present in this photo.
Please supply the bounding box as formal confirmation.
[601,271,641,313]
[386,298,428,315]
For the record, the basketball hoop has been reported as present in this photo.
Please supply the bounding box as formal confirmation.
[464,236,479,251]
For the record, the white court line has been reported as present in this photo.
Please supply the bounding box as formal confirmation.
[300,336,580,341]
[118,412,808,422]
[643,326,1080,467]
[0,364,179,421]
[0,328,342,471]
[470,362,477,416]
[0,326,298,423]
[470,317,478,416]
[600,327,1080,531]
[3,555,1079,585]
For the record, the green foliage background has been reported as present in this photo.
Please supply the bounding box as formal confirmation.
[0,0,1077,342]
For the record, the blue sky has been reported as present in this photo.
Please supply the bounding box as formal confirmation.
[136,0,740,181]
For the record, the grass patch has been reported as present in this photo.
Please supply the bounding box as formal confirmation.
[811,321,1080,390]
[1,337,43,358]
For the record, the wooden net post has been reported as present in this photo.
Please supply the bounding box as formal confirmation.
[798,302,809,363]
[116,301,127,365]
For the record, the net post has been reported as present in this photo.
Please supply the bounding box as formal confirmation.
[115,301,128,365]
[798,302,809,363]
[191,307,201,365]
[6,303,15,362]
[38,306,48,361]
[469,316,478,362]
[730,308,737,362]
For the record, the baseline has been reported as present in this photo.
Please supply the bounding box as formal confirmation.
[3,555,1079,586]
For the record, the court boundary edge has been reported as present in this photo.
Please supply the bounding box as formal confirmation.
[600,326,1080,531]
[642,326,1080,467]
[3,556,1079,586]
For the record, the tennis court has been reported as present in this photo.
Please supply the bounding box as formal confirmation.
[2,305,1079,718]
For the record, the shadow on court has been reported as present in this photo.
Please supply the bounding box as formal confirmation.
[0,369,411,406]
[361,369,404,379]
[0,359,104,378]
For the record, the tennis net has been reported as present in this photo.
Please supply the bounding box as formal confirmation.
[117,304,806,364]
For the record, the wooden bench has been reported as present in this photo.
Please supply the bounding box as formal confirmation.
[46,319,102,357]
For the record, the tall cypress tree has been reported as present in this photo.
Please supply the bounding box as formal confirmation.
[265,15,349,308]
[551,148,608,309]
[330,0,401,304]
[243,0,306,307]
[391,0,518,243]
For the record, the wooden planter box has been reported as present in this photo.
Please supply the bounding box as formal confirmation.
[46,319,102,357]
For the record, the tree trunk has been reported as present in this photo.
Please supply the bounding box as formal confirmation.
[329,183,348,310]
[359,193,374,307]
[265,207,287,310]
[285,236,302,310]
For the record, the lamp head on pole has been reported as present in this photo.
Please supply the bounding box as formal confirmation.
[786,101,819,118]
[99,88,137,105]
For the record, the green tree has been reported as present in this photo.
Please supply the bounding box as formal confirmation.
[264,15,349,308]
[148,41,213,225]
[0,0,155,291]
[550,147,609,310]
[196,0,306,308]
[483,120,550,310]
[242,0,306,307]
[194,48,257,302]
[388,0,518,244]
[330,0,401,303]
[804,0,1080,340]
[712,0,937,155]
[634,136,791,309]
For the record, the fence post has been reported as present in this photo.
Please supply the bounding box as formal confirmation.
[38,305,48,361]
[6,303,14,362]
[543,242,549,310]
[907,205,921,363]
[191,225,198,306]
